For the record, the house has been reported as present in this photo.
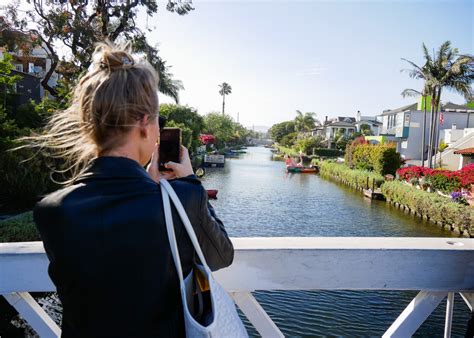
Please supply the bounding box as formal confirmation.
[355,110,382,135]
[437,127,474,170]
[10,70,42,106]
[312,113,381,149]
[0,17,58,99]
[380,98,474,166]
[453,148,474,168]
[311,116,356,148]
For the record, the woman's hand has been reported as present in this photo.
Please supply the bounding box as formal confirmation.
[164,146,195,178]
[147,143,176,183]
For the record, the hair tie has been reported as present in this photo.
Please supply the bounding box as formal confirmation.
[99,55,135,71]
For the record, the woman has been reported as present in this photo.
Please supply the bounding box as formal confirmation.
[284,154,297,168]
[31,42,234,337]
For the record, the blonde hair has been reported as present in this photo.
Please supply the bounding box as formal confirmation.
[21,41,159,183]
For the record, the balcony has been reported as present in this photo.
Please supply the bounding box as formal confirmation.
[1,237,473,337]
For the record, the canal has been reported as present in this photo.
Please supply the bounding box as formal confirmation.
[201,146,470,337]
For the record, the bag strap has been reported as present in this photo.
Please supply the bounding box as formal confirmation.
[161,181,185,284]
[160,179,211,274]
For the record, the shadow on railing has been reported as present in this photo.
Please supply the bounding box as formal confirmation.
[1,237,473,337]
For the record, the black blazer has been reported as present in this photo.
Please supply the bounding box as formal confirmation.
[34,157,234,338]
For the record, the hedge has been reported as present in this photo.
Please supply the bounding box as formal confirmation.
[345,143,401,176]
[0,212,40,242]
[311,148,344,157]
[320,162,384,190]
[382,181,474,233]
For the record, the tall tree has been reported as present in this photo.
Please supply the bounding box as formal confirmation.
[2,0,193,102]
[294,110,318,133]
[218,82,232,115]
[203,112,235,149]
[401,41,474,168]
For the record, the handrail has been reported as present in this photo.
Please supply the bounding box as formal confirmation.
[1,237,473,337]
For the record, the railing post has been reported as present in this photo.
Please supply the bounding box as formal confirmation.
[444,292,454,338]
[383,291,447,338]
[231,292,284,338]
[2,292,61,338]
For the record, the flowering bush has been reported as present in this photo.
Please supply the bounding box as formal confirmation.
[396,164,474,193]
[451,191,468,205]
[382,181,474,231]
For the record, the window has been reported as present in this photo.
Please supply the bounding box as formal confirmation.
[14,64,23,72]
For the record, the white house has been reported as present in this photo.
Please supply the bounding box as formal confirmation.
[380,98,474,166]
[355,110,382,135]
[312,116,356,148]
[312,113,382,148]
[437,127,474,170]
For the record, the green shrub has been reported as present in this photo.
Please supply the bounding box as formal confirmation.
[430,172,462,194]
[276,145,299,157]
[349,144,401,175]
[320,162,384,190]
[310,148,344,157]
[279,132,298,147]
[0,212,40,242]
[294,136,325,154]
[382,181,474,232]
[0,108,58,210]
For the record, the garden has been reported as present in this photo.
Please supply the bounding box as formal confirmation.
[396,164,474,206]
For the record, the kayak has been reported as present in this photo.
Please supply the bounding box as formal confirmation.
[286,166,319,174]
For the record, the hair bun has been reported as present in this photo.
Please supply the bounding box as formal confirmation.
[99,50,135,71]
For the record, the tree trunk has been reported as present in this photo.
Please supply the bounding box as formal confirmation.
[222,94,225,115]
[421,95,427,167]
[427,91,436,168]
[433,88,442,167]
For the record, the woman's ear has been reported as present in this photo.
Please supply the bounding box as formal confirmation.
[139,115,150,139]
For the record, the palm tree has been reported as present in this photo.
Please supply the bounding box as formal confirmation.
[218,82,232,115]
[431,43,473,166]
[294,110,318,133]
[401,41,474,168]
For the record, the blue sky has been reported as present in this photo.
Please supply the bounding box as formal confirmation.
[143,1,472,128]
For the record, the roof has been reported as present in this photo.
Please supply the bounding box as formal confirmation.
[337,116,356,123]
[327,121,356,127]
[356,119,382,125]
[454,147,474,155]
[383,102,474,116]
[381,103,418,116]
[442,102,474,113]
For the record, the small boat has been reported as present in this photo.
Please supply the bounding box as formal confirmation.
[230,149,247,154]
[286,166,319,174]
[203,154,225,167]
[207,189,218,200]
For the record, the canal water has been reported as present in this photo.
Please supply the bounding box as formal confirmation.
[200,146,470,337]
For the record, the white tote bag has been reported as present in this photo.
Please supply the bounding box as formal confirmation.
[160,179,248,338]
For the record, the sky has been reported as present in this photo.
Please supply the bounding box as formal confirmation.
[139,0,473,129]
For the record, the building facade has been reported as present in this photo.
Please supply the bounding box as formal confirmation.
[380,98,474,166]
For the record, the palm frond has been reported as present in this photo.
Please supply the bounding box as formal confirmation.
[401,88,422,98]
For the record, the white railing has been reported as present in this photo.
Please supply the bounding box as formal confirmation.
[1,237,473,337]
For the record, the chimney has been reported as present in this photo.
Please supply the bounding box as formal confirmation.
[325,116,328,125]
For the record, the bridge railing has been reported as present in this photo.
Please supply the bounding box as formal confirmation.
[1,237,473,337]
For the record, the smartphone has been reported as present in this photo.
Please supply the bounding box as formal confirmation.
[159,128,181,171]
